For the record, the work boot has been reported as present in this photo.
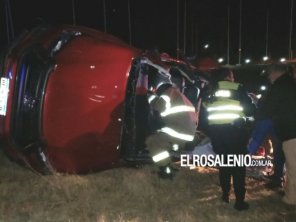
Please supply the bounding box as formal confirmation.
[234,201,249,211]
[158,165,174,180]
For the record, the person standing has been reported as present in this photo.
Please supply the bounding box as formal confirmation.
[201,68,255,211]
[257,63,296,207]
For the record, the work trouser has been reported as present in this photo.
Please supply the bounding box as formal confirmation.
[219,166,246,202]
[282,138,296,205]
[208,124,249,202]
[272,137,285,181]
[146,132,186,167]
[247,120,285,181]
[146,132,174,166]
[208,124,249,155]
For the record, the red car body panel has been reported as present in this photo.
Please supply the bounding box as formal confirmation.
[43,35,139,173]
[0,25,141,173]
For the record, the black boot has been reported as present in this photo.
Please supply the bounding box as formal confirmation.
[158,165,174,180]
[234,201,249,211]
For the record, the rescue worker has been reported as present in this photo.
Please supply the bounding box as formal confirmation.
[200,67,255,211]
[145,64,198,179]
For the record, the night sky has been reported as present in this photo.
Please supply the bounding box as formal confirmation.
[0,0,295,64]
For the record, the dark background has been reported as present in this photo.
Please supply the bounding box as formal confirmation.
[0,0,295,64]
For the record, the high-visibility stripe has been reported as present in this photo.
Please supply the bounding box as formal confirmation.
[207,105,243,112]
[152,151,170,162]
[158,127,194,141]
[148,95,157,103]
[215,90,231,97]
[161,105,195,117]
[208,113,240,120]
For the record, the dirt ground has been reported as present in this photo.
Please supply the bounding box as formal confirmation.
[0,149,295,222]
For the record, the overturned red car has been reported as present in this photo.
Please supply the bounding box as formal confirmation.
[0,25,201,174]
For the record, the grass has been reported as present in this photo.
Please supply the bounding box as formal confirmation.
[0,149,295,222]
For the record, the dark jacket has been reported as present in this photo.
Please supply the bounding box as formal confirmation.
[256,73,296,141]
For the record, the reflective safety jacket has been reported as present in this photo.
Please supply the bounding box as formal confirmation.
[205,81,245,125]
[147,86,197,165]
[149,86,197,143]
